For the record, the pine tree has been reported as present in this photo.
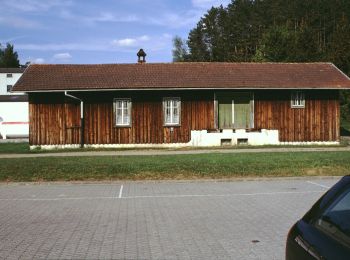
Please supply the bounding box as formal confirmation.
[184,0,350,68]
[0,43,20,68]
[257,25,295,62]
[187,21,211,61]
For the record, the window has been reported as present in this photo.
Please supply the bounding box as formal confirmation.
[7,85,13,92]
[291,91,305,108]
[6,73,12,78]
[312,189,350,247]
[163,97,181,125]
[114,99,131,126]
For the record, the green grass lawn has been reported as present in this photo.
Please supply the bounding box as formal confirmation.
[1,151,349,182]
[0,143,31,154]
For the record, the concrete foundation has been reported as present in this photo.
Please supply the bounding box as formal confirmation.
[189,129,280,146]
[30,129,340,150]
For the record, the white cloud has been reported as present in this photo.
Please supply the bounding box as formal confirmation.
[15,33,169,55]
[59,8,199,29]
[144,1,230,29]
[92,12,139,23]
[113,38,136,47]
[114,34,173,53]
[0,16,42,29]
[16,43,105,51]
[30,58,45,64]
[192,0,230,9]
[53,52,72,61]
[16,40,143,52]
[138,35,150,41]
[2,0,72,12]
[111,35,150,47]
[162,33,172,39]
[0,35,27,43]
[59,10,139,25]
[147,9,203,28]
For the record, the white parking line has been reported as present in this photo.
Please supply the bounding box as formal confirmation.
[0,190,325,201]
[122,190,325,199]
[306,181,330,189]
[118,185,124,198]
[0,196,117,201]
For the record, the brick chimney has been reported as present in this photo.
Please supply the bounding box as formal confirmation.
[137,49,146,64]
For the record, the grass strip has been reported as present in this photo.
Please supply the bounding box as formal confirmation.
[0,151,349,182]
[0,142,348,154]
[0,143,30,154]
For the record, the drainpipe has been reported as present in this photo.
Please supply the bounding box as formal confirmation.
[64,91,84,148]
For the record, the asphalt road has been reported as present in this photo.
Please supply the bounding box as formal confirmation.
[0,177,340,259]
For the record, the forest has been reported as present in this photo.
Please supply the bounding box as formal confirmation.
[173,0,350,125]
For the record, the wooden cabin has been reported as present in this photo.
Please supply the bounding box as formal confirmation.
[13,62,350,149]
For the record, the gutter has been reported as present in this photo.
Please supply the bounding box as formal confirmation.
[14,86,350,93]
[64,91,84,148]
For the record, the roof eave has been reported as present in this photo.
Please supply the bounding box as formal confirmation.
[12,86,350,93]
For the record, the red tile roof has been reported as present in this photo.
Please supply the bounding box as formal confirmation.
[12,62,350,92]
[0,68,25,73]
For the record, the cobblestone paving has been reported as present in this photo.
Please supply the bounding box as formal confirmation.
[0,178,340,259]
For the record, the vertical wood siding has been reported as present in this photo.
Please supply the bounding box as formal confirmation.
[254,90,339,142]
[29,103,81,145]
[29,91,214,145]
[29,90,339,145]
[84,93,214,144]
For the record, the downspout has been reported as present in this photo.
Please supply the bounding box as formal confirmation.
[64,91,84,148]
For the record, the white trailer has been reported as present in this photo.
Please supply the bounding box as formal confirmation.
[0,68,28,139]
[0,102,29,139]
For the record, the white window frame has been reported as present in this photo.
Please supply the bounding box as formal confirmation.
[6,73,12,78]
[163,97,181,126]
[114,98,132,127]
[7,85,12,92]
[291,91,305,108]
[232,100,235,125]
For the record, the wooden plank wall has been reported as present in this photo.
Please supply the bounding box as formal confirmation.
[84,92,214,144]
[29,103,80,145]
[29,91,214,145]
[29,90,340,145]
[254,90,340,142]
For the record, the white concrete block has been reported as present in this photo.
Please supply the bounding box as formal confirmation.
[31,129,340,149]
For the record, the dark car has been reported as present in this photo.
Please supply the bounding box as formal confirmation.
[286,176,350,260]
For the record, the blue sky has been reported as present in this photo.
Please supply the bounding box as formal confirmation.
[0,0,230,64]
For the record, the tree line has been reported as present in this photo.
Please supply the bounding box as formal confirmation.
[173,0,350,123]
[0,43,20,68]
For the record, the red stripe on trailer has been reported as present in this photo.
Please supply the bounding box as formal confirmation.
[1,122,29,125]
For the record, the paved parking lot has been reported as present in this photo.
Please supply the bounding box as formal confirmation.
[0,177,340,259]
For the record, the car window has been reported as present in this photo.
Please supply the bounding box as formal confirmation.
[313,188,350,248]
